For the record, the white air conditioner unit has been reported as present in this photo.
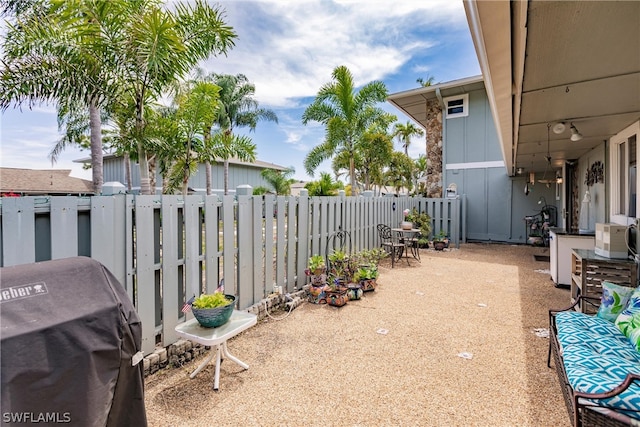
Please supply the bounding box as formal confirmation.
[595,223,629,259]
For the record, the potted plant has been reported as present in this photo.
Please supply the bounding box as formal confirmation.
[328,249,351,282]
[367,248,389,266]
[325,274,349,307]
[306,254,326,276]
[401,208,413,230]
[325,250,350,307]
[405,208,432,248]
[432,230,449,251]
[356,265,379,292]
[346,276,364,300]
[191,292,235,328]
[306,254,329,303]
[306,254,327,285]
[354,248,388,267]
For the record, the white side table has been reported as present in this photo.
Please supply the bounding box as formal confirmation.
[175,310,257,390]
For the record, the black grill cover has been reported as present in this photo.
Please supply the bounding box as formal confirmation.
[0,257,147,426]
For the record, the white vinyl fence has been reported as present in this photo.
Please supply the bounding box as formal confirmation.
[0,190,464,354]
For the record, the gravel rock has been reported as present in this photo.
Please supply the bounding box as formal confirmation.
[144,243,570,427]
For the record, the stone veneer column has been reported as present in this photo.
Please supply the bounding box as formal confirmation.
[425,98,443,198]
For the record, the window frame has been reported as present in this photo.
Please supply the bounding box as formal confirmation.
[609,120,639,225]
[443,94,469,119]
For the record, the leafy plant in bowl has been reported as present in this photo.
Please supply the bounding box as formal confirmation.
[191,293,235,328]
[432,230,449,251]
[306,254,327,276]
[356,265,379,292]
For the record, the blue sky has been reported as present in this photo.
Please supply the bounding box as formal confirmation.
[0,0,480,182]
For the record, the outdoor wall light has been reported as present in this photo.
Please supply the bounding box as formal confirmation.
[556,170,563,184]
[570,123,583,141]
[552,122,566,134]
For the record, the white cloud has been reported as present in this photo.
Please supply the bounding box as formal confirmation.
[0,0,478,182]
[203,0,469,108]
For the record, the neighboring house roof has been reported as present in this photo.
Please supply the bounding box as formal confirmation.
[0,168,94,195]
[75,154,289,171]
[387,75,484,130]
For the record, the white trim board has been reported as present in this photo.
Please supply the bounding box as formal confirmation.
[445,161,505,170]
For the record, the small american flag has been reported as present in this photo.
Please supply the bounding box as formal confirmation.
[181,295,195,313]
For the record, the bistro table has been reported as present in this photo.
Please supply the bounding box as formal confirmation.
[174,310,257,391]
[391,227,422,262]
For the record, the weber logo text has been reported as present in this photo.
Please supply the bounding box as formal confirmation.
[0,282,48,303]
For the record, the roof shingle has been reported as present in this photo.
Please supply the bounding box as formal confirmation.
[0,168,94,195]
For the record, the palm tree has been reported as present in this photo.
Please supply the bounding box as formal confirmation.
[1,0,237,196]
[0,1,126,194]
[356,129,394,192]
[201,132,257,190]
[304,172,343,196]
[416,75,436,87]
[117,2,236,195]
[384,152,415,195]
[302,65,389,196]
[158,81,221,195]
[206,74,278,194]
[393,121,424,156]
[413,155,429,196]
[261,167,296,195]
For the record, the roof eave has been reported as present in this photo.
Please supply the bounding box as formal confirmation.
[463,0,515,176]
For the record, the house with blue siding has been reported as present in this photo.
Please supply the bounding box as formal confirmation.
[77,154,290,194]
[389,0,638,250]
[389,76,557,244]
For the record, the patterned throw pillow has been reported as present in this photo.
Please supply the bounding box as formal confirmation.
[597,281,635,322]
[615,287,640,351]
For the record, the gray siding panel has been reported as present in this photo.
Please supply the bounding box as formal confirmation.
[449,168,512,242]
[444,88,513,242]
[104,158,283,193]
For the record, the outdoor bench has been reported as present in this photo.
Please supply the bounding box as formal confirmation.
[548,296,640,426]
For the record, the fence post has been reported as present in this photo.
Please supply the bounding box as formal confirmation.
[297,190,310,289]
[236,185,253,309]
[1,197,36,266]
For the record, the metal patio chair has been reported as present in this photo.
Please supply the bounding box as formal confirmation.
[376,224,406,268]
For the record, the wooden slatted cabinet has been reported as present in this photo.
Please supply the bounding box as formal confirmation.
[570,249,638,314]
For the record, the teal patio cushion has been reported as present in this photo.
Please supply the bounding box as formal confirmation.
[556,311,640,417]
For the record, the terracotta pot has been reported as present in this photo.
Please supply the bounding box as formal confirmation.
[309,273,327,285]
[308,284,328,304]
[325,289,348,307]
[346,285,363,300]
[359,278,377,292]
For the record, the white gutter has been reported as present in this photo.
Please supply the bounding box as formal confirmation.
[511,1,529,176]
[463,0,512,176]
[387,75,484,101]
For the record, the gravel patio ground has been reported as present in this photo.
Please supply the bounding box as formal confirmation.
[144,242,571,427]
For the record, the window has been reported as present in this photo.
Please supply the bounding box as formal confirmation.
[444,94,469,119]
[610,121,639,224]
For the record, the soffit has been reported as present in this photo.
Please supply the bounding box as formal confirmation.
[466,0,640,175]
